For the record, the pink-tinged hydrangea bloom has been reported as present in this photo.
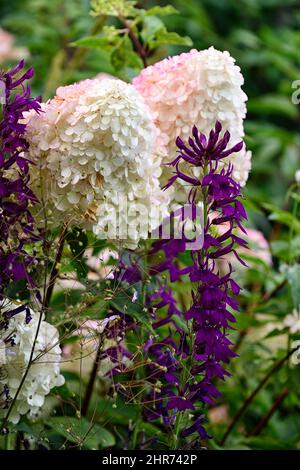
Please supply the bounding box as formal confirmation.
[133,47,251,193]
[25,77,169,247]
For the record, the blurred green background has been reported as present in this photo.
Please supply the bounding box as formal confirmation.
[1,0,300,450]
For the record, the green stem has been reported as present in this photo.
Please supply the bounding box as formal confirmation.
[81,334,103,417]
[170,166,208,449]
[220,346,299,446]
[130,253,147,450]
[44,223,68,311]
[4,432,12,450]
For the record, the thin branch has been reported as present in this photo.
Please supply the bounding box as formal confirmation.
[120,17,148,67]
[44,223,68,310]
[81,335,103,417]
[220,347,298,446]
[247,388,289,437]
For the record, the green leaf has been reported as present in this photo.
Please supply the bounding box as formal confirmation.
[149,29,192,50]
[47,417,115,449]
[90,0,139,18]
[110,287,155,334]
[16,421,44,439]
[145,5,178,16]
[262,203,300,232]
[110,35,143,73]
[281,264,300,308]
[71,36,108,48]
[244,436,295,450]
[172,314,189,333]
[141,16,192,50]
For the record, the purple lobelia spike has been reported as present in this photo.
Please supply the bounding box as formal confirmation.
[145,122,248,444]
[0,61,41,305]
[99,122,247,448]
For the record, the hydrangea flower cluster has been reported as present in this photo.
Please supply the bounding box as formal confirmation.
[0,300,64,424]
[0,60,41,302]
[133,47,251,197]
[25,77,169,247]
[144,122,248,440]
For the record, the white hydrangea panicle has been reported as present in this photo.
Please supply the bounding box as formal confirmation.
[0,300,64,424]
[133,47,251,196]
[25,77,169,247]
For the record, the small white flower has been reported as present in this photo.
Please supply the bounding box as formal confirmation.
[132,289,138,303]
[295,169,300,184]
[0,299,64,424]
[284,307,300,334]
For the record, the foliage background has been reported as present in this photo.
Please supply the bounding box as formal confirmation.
[1,0,300,450]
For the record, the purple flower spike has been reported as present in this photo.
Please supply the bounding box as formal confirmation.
[146,122,248,442]
[0,61,41,305]
[100,122,247,446]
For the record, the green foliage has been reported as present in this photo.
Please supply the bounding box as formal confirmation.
[1,0,300,453]
[73,0,192,78]
[91,0,139,18]
[47,417,115,449]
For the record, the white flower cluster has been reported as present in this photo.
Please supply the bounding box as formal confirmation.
[0,301,64,424]
[133,47,251,192]
[25,77,169,247]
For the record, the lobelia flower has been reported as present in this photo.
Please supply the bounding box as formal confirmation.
[133,47,251,202]
[0,299,64,424]
[0,60,41,302]
[25,77,169,248]
[144,122,248,441]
